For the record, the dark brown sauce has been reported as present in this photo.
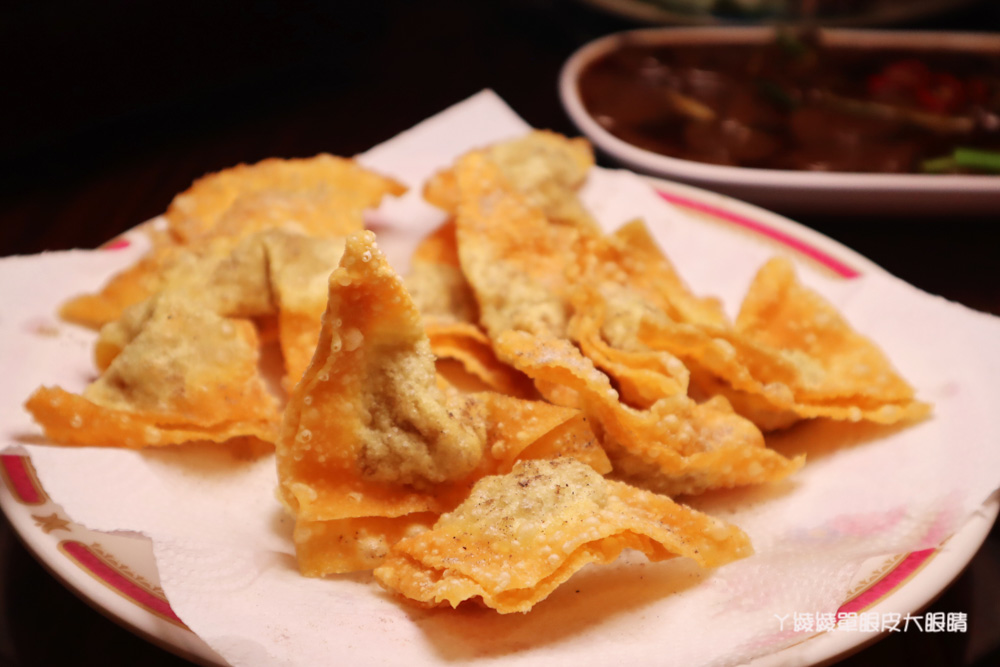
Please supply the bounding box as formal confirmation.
[578,35,1000,174]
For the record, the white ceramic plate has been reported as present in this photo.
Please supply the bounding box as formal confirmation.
[1,177,995,666]
[560,27,1000,214]
[576,0,981,27]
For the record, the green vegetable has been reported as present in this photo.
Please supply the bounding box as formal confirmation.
[755,79,798,111]
[954,148,1000,173]
[920,156,958,173]
[921,148,1000,174]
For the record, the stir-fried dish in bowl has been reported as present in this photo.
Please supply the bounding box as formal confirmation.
[575,29,1000,174]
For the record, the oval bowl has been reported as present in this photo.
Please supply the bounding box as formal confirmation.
[559,27,1000,214]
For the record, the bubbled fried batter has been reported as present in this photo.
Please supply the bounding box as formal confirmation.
[26,290,281,447]
[424,130,599,233]
[454,153,579,339]
[495,331,803,496]
[640,258,931,429]
[60,155,404,331]
[166,154,405,243]
[374,458,752,613]
[287,230,486,492]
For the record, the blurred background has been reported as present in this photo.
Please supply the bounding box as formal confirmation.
[2,0,998,309]
[1,1,998,665]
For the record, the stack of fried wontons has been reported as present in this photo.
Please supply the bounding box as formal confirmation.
[26,134,929,614]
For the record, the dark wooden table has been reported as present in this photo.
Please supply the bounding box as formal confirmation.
[2,1,998,665]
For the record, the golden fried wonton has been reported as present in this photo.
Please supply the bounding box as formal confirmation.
[260,232,347,388]
[60,156,404,330]
[92,237,273,371]
[90,229,345,388]
[278,230,486,502]
[290,389,609,575]
[59,237,188,330]
[405,220,530,394]
[425,130,599,232]
[24,386,277,448]
[166,155,405,243]
[405,219,478,324]
[426,320,536,398]
[736,258,925,408]
[374,458,752,613]
[454,152,579,339]
[640,258,929,430]
[277,231,613,574]
[569,286,690,410]
[571,220,729,329]
[496,331,803,496]
[27,292,280,447]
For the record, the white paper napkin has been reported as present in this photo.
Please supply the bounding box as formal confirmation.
[3,90,1000,667]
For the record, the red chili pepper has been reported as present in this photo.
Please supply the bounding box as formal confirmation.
[868,59,968,114]
[880,59,932,90]
[915,73,965,114]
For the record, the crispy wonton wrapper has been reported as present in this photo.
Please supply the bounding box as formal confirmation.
[60,156,404,329]
[374,458,753,614]
[641,258,930,430]
[277,231,611,574]
[404,219,534,396]
[454,152,581,339]
[424,130,599,232]
[27,292,280,447]
[166,154,405,243]
[496,331,804,496]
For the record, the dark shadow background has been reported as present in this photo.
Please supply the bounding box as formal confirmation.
[1,1,998,665]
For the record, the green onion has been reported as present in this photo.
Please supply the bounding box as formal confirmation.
[954,148,1000,173]
[755,79,798,111]
[920,155,958,173]
[921,148,1000,174]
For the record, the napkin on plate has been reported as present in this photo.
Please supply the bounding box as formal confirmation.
[2,90,1000,667]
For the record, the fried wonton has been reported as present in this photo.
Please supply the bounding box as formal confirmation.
[406,219,479,325]
[569,285,690,410]
[426,321,536,398]
[166,155,405,243]
[294,513,439,577]
[404,220,530,395]
[496,331,803,496]
[278,230,485,505]
[60,156,404,330]
[27,292,280,447]
[277,231,612,574]
[641,258,930,430]
[260,232,346,388]
[31,226,360,450]
[425,130,599,233]
[571,220,729,329]
[374,458,752,613]
[291,390,609,575]
[275,230,485,571]
[89,230,344,390]
[736,258,926,408]
[24,386,277,448]
[454,152,579,339]
[59,236,188,330]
